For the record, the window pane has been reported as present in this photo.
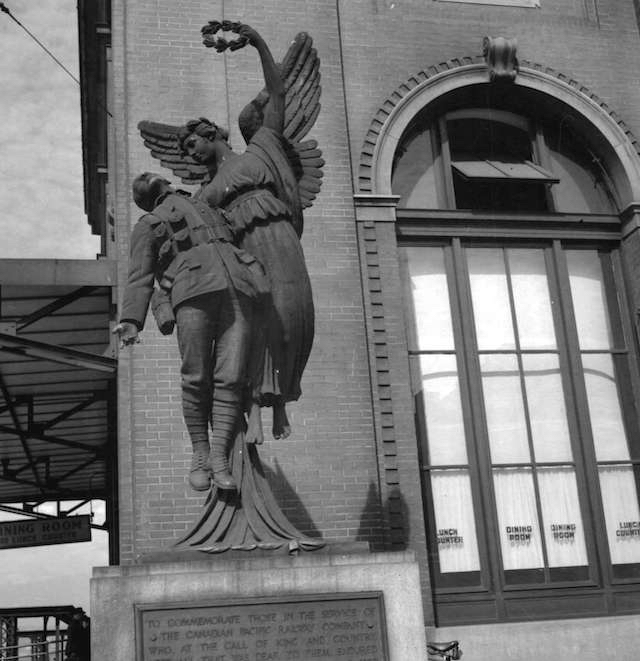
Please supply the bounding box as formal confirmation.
[582,353,630,461]
[405,247,454,350]
[566,250,613,350]
[448,118,532,162]
[522,354,573,462]
[509,249,557,350]
[448,118,548,212]
[599,466,640,565]
[453,174,549,212]
[538,467,588,567]
[494,468,544,570]
[432,469,481,572]
[418,354,468,465]
[480,354,530,463]
[392,129,439,209]
[467,248,515,350]
[545,125,616,214]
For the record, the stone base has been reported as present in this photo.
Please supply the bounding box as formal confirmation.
[432,614,640,661]
[91,549,427,660]
[137,541,370,564]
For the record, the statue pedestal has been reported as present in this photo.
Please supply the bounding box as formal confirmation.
[91,548,428,660]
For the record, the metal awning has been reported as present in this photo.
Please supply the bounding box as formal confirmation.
[452,159,560,183]
[0,259,116,505]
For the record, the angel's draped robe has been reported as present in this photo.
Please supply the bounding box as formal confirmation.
[197,126,315,405]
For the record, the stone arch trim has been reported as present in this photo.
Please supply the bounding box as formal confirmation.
[358,57,640,204]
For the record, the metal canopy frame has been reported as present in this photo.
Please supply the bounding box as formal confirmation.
[0,260,117,551]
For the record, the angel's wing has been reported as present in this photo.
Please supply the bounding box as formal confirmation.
[282,33,323,209]
[137,120,211,184]
[239,32,324,210]
[290,139,323,210]
[281,32,321,143]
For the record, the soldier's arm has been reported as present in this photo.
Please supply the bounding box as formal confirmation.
[117,218,158,334]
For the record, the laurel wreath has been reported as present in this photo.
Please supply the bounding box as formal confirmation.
[201,20,249,53]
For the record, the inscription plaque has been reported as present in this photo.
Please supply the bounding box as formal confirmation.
[136,592,388,661]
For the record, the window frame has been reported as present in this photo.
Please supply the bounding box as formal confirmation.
[440,109,557,212]
[392,96,640,623]
[393,107,618,216]
[400,230,640,624]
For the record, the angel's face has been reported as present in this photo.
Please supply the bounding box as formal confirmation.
[183,133,216,165]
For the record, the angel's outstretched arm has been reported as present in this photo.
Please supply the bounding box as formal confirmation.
[238,24,284,134]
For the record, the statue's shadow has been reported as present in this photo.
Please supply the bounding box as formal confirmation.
[261,458,322,538]
[174,433,324,553]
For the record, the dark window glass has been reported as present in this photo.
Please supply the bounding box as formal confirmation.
[448,118,549,211]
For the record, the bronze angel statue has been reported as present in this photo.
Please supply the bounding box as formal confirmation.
[134,22,324,552]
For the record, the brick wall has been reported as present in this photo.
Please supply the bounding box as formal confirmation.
[111,0,640,629]
[112,0,383,563]
[338,0,640,185]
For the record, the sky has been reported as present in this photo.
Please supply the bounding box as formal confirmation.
[1,502,108,616]
[0,0,101,259]
[0,0,107,620]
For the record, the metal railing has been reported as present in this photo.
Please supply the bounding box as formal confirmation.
[0,637,65,661]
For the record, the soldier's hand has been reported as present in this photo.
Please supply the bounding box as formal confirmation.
[113,322,140,348]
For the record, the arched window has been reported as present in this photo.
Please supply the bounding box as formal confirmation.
[395,95,640,624]
[393,107,617,213]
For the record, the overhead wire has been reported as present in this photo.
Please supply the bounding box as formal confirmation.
[0,1,113,117]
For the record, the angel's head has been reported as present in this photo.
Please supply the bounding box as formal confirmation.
[132,172,172,212]
[178,117,230,165]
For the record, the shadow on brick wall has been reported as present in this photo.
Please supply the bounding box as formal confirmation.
[262,459,322,538]
[355,482,386,549]
[385,486,409,550]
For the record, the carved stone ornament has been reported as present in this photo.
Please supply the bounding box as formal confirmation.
[483,36,519,82]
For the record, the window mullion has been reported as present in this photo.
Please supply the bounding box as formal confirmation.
[597,250,640,581]
[533,124,558,212]
[430,125,449,210]
[440,240,490,589]
[451,238,505,600]
[614,247,640,452]
[600,250,625,347]
[617,247,640,391]
[551,240,612,583]
[601,250,640,451]
[438,118,456,210]
[503,248,552,581]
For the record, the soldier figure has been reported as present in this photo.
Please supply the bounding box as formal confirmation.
[113,173,267,491]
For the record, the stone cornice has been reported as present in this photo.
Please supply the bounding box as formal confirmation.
[621,203,640,238]
[353,194,400,222]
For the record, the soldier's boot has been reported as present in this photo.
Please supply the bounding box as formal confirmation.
[210,393,240,490]
[189,440,211,491]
